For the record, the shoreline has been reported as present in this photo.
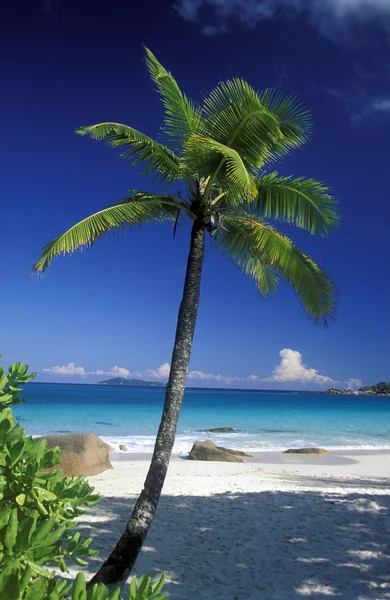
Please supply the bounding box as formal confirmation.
[101,438,390,454]
[109,449,390,478]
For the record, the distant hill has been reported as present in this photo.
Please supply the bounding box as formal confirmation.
[359,381,390,394]
[327,381,390,396]
[97,377,164,387]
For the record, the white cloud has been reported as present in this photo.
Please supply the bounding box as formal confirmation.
[346,377,363,390]
[43,363,130,378]
[188,369,222,381]
[43,362,171,381]
[176,0,203,20]
[43,352,359,389]
[145,363,171,379]
[353,97,390,121]
[263,348,337,385]
[247,374,260,381]
[91,366,131,379]
[314,86,390,122]
[174,0,390,37]
[43,362,86,376]
[187,370,251,384]
[371,98,390,112]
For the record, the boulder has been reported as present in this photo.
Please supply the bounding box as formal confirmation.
[205,427,236,433]
[284,447,327,455]
[217,445,252,457]
[188,440,251,462]
[40,433,113,477]
[119,444,129,452]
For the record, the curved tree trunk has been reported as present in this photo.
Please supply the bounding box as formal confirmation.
[90,219,205,585]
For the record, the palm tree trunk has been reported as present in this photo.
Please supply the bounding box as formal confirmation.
[89,219,205,585]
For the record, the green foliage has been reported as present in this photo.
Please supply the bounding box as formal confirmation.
[213,214,336,323]
[0,407,99,580]
[33,48,340,325]
[255,172,340,236]
[0,359,37,410]
[360,382,390,393]
[376,382,390,392]
[128,573,168,600]
[145,48,201,146]
[0,360,169,599]
[76,123,180,183]
[0,569,168,600]
[33,195,181,273]
[0,361,99,590]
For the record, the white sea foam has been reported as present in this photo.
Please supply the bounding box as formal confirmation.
[100,435,390,454]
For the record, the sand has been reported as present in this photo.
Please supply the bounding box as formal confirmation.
[72,451,390,600]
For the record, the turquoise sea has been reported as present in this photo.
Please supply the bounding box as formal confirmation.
[14,383,390,454]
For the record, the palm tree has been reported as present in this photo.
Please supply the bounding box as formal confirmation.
[33,49,339,585]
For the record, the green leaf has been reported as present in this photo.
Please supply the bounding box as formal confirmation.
[202,78,281,171]
[32,515,57,544]
[129,576,137,600]
[16,512,38,552]
[184,135,258,197]
[25,560,52,578]
[32,523,67,549]
[0,372,9,391]
[19,564,33,593]
[145,47,202,145]
[0,559,21,600]
[24,577,49,599]
[213,214,336,324]
[151,574,166,596]
[73,556,89,567]
[5,508,18,553]
[71,572,87,600]
[33,196,180,273]
[76,122,180,183]
[35,487,57,502]
[0,503,11,529]
[15,494,26,506]
[41,447,61,469]
[254,172,340,235]
[108,588,121,600]
[258,88,312,160]
[10,438,26,466]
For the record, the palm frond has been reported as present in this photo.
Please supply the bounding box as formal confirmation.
[211,216,280,296]
[202,79,282,171]
[213,214,337,324]
[33,195,182,273]
[145,48,202,145]
[255,263,280,297]
[184,135,258,196]
[253,172,340,235]
[76,122,180,183]
[213,221,280,297]
[258,90,312,160]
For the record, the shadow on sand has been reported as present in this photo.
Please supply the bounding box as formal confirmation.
[74,482,390,600]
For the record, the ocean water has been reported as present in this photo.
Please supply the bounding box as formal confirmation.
[12,382,390,454]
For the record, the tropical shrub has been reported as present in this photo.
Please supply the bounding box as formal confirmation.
[0,569,168,599]
[0,360,36,409]
[0,359,99,597]
[0,359,168,599]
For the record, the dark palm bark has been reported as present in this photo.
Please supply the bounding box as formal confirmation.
[89,219,205,585]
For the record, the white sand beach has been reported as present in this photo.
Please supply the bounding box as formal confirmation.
[73,451,390,600]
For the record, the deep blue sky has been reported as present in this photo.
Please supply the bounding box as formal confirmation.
[1,0,389,389]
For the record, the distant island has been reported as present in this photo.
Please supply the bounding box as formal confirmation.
[326,381,390,396]
[97,377,164,387]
